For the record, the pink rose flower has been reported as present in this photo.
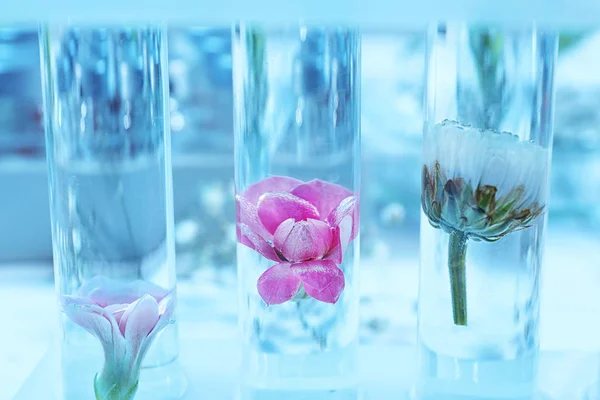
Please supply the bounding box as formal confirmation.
[236,176,359,305]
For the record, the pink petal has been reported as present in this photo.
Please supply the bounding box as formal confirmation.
[236,194,272,241]
[62,296,113,344]
[290,260,345,304]
[325,214,354,264]
[257,263,301,305]
[155,295,175,332]
[136,294,176,368]
[257,192,320,234]
[61,294,95,308]
[291,180,353,219]
[80,277,168,307]
[236,193,279,261]
[62,295,125,359]
[242,176,304,206]
[121,295,160,356]
[237,223,281,262]
[274,218,333,262]
[104,303,129,324]
[327,196,359,241]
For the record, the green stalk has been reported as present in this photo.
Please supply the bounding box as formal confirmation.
[94,371,138,400]
[448,231,468,326]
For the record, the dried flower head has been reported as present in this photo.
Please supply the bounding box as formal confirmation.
[422,120,548,241]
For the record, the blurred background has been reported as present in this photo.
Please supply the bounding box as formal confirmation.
[0,26,599,397]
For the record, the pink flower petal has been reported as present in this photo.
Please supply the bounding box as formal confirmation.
[236,193,280,261]
[237,223,281,262]
[291,179,353,220]
[236,194,272,241]
[63,296,113,344]
[135,294,176,369]
[257,263,301,305]
[242,176,304,206]
[62,295,125,360]
[80,277,168,307]
[61,294,95,308]
[327,196,359,241]
[154,295,175,334]
[121,295,160,356]
[325,214,354,264]
[257,192,320,234]
[290,260,345,304]
[274,218,333,262]
[104,303,129,324]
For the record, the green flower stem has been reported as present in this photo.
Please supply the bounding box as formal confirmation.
[448,230,468,326]
[94,371,139,400]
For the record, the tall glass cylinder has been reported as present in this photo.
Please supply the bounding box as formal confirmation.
[40,26,186,400]
[416,24,557,400]
[233,24,360,398]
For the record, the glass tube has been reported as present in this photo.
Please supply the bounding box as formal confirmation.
[40,25,187,400]
[233,23,361,399]
[416,23,557,400]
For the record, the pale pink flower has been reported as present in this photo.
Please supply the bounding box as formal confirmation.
[236,176,359,305]
[61,277,175,400]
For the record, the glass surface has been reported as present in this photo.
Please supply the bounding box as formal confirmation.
[40,25,186,400]
[233,23,361,399]
[416,23,557,400]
